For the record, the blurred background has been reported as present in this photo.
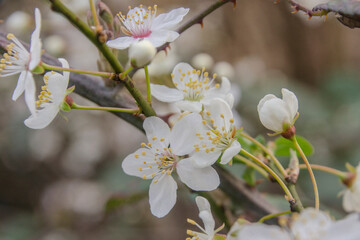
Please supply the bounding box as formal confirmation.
[1,0,360,239]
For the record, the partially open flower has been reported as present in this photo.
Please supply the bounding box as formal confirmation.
[24,58,71,129]
[186,196,224,240]
[107,5,189,49]
[0,8,42,114]
[342,163,360,212]
[128,40,156,68]
[257,88,298,135]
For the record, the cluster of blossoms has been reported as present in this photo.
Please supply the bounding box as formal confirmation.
[3,3,360,240]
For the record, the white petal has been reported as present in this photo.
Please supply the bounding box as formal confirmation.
[149,175,177,218]
[257,94,276,114]
[150,84,184,102]
[106,36,136,49]
[191,151,221,168]
[58,58,70,83]
[143,117,171,150]
[146,30,179,47]
[24,104,59,129]
[291,208,332,240]
[171,62,194,90]
[195,196,211,212]
[236,224,290,240]
[121,148,158,178]
[282,88,298,120]
[175,100,203,113]
[225,93,235,109]
[29,8,42,70]
[152,7,189,30]
[259,98,291,132]
[342,189,360,212]
[204,98,233,131]
[324,213,360,240]
[12,71,27,101]
[170,113,203,156]
[24,73,36,115]
[220,141,241,164]
[177,158,220,191]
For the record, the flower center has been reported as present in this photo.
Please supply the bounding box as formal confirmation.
[117,5,157,38]
[136,140,178,181]
[194,112,236,153]
[173,67,219,102]
[0,34,30,76]
[36,74,53,108]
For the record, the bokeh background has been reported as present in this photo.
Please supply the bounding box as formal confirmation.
[1,0,360,239]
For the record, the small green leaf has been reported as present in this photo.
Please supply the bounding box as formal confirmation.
[242,167,256,187]
[60,101,71,112]
[31,65,45,74]
[65,85,75,95]
[274,135,314,157]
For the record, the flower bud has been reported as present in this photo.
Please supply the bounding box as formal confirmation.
[129,40,156,68]
[191,53,214,70]
[98,1,113,31]
[257,88,298,133]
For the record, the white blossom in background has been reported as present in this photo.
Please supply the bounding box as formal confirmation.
[151,62,234,113]
[342,163,360,212]
[0,8,42,114]
[227,208,360,240]
[257,88,298,133]
[213,61,235,79]
[107,5,189,49]
[187,196,224,240]
[191,53,214,70]
[128,40,156,68]
[24,58,70,129]
[121,115,220,218]
[5,11,32,35]
[190,98,241,167]
[44,35,66,57]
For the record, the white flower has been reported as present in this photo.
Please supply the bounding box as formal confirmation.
[107,5,189,49]
[187,196,224,240]
[24,58,70,129]
[190,98,241,167]
[342,164,360,212]
[227,208,360,240]
[0,8,42,114]
[151,62,234,113]
[128,40,156,67]
[257,88,298,133]
[121,114,220,218]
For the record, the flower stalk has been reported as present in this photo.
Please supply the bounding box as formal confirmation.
[144,65,151,104]
[42,62,115,78]
[292,136,319,210]
[299,164,347,179]
[258,210,291,223]
[233,155,269,179]
[71,103,139,113]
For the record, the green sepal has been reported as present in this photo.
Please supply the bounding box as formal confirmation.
[65,85,75,95]
[345,162,356,173]
[31,65,45,74]
[274,135,314,157]
[214,235,227,240]
[60,101,71,112]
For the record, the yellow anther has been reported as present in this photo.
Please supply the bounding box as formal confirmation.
[196,70,201,75]
[138,167,143,171]
[206,111,211,116]
[152,136,157,140]
[230,118,234,123]
[171,73,174,78]
[195,147,200,152]
[135,154,139,158]
[202,120,207,125]
[194,144,199,147]
[210,118,215,123]
[141,142,146,147]
[206,131,211,135]
[202,144,207,147]
[128,6,132,9]
[220,114,225,119]
[154,180,158,183]
[182,73,186,77]
[196,132,201,136]
[152,173,155,177]
[160,138,165,142]
[213,73,217,78]
[142,151,146,156]
[215,83,220,88]
[204,72,209,77]
[7,33,15,39]
[187,218,197,225]
[187,230,196,236]
[143,175,147,179]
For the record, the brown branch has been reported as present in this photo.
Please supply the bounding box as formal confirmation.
[274,0,324,19]
[0,32,144,131]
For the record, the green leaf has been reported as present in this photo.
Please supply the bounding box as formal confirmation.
[274,135,314,157]
[313,0,360,28]
[105,192,147,212]
[242,167,256,187]
[60,101,71,112]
